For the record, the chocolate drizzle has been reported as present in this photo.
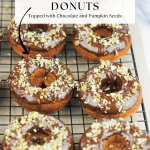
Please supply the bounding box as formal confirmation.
[8,20,66,52]
[78,60,141,115]
[6,55,74,105]
[2,112,74,150]
[73,24,131,56]
[79,118,150,150]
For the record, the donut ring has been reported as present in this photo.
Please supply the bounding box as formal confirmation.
[72,24,131,62]
[78,60,142,118]
[79,118,150,150]
[7,19,66,57]
[6,54,74,113]
[2,112,74,150]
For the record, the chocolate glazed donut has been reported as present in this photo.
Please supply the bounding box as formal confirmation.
[7,19,67,57]
[78,60,142,119]
[79,118,150,150]
[6,54,75,113]
[72,24,131,62]
[2,112,74,150]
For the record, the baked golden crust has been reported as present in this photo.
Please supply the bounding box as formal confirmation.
[79,87,142,119]
[72,38,131,62]
[12,89,73,113]
[8,30,66,57]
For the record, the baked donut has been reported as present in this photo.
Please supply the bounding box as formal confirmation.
[2,111,74,150]
[79,118,150,150]
[6,54,74,113]
[72,24,131,62]
[7,19,67,57]
[78,60,142,118]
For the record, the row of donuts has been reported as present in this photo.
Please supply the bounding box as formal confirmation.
[2,112,150,149]
[2,20,130,62]
[0,21,149,149]
[6,55,141,117]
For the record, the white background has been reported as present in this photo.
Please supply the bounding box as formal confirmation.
[15,0,135,24]
[136,0,150,77]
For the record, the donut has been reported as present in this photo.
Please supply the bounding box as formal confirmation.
[72,24,131,62]
[6,54,74,113]
[79,118,150,150]
[2,111,74,150]
[7,19,67,57]
[78,59,142,118]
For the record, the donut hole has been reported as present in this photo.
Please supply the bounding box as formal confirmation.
[41,82,46,89]
[25,128,51,145]
[28,24,48,34]
[30,68,56,88]
[93,26,113,38]
[101,77,122,94]
[103,134,129,150]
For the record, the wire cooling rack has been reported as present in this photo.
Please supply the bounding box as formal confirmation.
[0,0,149,149]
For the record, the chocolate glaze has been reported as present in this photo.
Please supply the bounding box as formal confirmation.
[79,118,150,150]
[8,20,66,52]
[78,60,141,115]
[73,24,131,56]
[2,112,74,150]
[6,55,74,105]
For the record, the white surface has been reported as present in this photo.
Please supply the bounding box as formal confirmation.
[129,14,150,130]
[136,0,150,77]
[15,0,135,24]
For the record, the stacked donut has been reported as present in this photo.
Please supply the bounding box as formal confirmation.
[1,22,149,150]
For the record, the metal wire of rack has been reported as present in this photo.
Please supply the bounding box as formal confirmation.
[0,0,149,149]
